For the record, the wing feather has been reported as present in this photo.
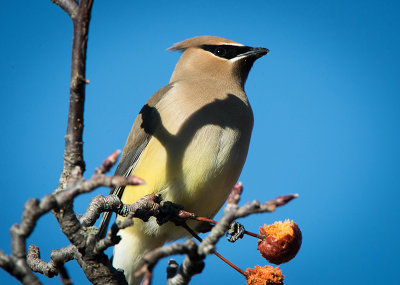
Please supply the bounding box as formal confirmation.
[97,84,174,238]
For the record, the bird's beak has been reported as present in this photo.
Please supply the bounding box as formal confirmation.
[242,47,269,59]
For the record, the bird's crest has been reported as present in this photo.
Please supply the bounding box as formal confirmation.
[168,36,242,52]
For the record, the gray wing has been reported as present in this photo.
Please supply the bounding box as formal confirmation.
[97,84,174,238]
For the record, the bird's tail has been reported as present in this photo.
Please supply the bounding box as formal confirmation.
[113,228,166,285]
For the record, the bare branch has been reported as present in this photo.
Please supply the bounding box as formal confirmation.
[95,150,122,174]
[198,187,298,256]
[132,184,298,285]
[138,240,205,285]
[0,150,140,284]
[80,192,157,228]
[27,245,58,278]
[51,0,78,18]
[50,245,75,285]
[94,223,121,254]
[227,181,243,205]
[56,0,94,191]
[1,159,297,285]
[0,249,41,285]
[166,248,205,285]
[234,193,299,220]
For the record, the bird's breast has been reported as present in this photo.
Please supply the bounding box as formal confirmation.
[159,107,252,218]
[124,81,253,223]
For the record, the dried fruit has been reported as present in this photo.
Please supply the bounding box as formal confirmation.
[257,220,302,265]
[246,265,284,285]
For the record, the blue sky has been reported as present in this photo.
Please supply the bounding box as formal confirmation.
[1,0,399,284]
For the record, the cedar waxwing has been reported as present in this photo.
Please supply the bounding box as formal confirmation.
[99,36,268,285]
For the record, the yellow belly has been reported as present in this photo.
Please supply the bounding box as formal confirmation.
[119,123,244,240]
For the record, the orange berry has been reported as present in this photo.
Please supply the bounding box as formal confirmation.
[257,220,302,265]
[246,265,284,285]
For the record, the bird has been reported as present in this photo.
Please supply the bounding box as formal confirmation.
[98,36,268,284]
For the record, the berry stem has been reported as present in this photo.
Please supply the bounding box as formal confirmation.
[213,250,247,277]
[193,216,264,240]
[244,230,265,240]
[181,223,247,277]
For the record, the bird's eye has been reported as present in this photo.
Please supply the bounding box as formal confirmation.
[215,47,227,57]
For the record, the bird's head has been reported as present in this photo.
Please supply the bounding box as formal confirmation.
[168,36,268,88]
